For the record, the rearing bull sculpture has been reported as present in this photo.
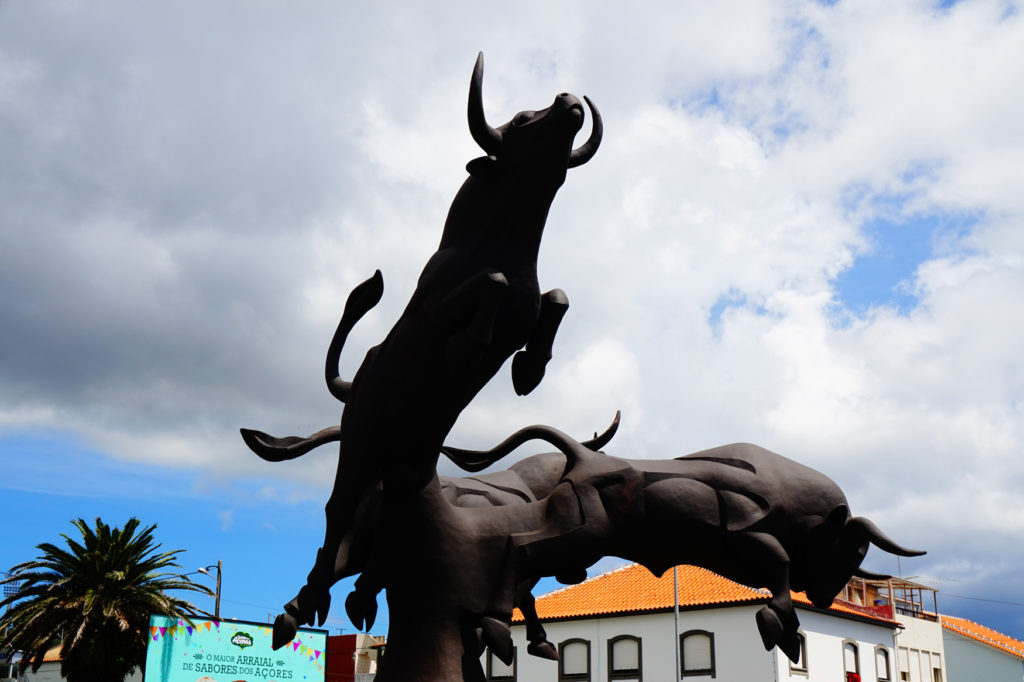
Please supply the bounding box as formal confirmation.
[240,53,601,647]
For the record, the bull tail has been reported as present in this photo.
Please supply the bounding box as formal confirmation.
[326,270,384,403]
[241,425,341,461]
[441,412,619,472]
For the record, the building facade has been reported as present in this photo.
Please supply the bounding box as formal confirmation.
[487,563,900,682]
[940,615,1024,682]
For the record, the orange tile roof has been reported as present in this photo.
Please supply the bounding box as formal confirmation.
[513,563,896,626]
[941,614,1024,660]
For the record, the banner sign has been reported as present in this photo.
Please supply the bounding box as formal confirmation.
[144,615,327,682]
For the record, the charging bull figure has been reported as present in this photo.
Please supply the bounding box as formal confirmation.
[240,53,601,648]
[442,425,926,664]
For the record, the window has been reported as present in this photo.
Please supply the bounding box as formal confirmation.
[930,652,942,682]
[559,639,591,681]
[486,646,515,681]
[607,635,642,681]
[843,640,860,682]
[680,630,716,678]
[875,646,891,681]
[789,632,808,675]
[897,647,909,682]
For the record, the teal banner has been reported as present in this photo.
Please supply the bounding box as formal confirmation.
[144,615,327,682]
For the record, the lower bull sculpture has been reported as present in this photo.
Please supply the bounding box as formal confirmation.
[442,422,925,665]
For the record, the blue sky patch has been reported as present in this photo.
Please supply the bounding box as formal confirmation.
[833,210,979,316]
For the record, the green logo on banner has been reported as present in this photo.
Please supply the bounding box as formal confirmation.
[231,632,254,649]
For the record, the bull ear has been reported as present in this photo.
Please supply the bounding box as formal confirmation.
[826,505,849,528]
[466,155,500,180]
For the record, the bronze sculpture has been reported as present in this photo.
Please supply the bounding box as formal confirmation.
[241,51,601,653]
[241,53,923,681]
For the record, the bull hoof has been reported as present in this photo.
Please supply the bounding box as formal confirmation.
[528,639,559,661]
[756,606,783,652]
[289,583,332,627]
[512,350,547,396]
[481,616,514,665]
[272,612,299,650]
[779,629,802,664]
[345,589,378,632]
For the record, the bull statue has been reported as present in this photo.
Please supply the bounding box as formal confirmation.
[240,52,601,648]
[441,422,926,664]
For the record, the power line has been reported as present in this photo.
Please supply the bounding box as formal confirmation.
[942,593,1024,608]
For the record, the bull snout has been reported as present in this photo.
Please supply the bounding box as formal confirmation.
[550,94,585,128]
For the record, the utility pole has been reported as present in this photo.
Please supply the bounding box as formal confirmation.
[197,560,222,620]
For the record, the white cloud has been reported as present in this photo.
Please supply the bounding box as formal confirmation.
[2,0,1023,633]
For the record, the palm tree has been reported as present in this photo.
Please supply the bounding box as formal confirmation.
[0,517,213,682]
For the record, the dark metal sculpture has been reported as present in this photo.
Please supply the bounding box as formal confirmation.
[241,52,601,652]
[442,424,925,664]
[241,53,923,682]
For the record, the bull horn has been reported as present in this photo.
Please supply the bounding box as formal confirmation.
[468,52,502,155]
[583,411,620,451]
[567,96,603,168]
[853,567,892,580]
[846,517,926,557]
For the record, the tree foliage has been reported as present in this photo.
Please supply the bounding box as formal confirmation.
[0,517,213,682]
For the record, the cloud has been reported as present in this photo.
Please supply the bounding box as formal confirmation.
[218,509,234,532]
[1,0,1023,634]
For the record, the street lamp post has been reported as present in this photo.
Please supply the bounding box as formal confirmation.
[196,560,222,620]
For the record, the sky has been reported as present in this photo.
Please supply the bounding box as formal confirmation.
[1,0,1023,643]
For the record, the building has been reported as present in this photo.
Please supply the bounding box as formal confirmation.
[941,614,1024,682]
[326,632,386,682]
[489,563,901,681]
[838,576,947,681]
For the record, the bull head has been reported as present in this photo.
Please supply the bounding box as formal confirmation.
[467,52,602,168]
[800,508,926,608]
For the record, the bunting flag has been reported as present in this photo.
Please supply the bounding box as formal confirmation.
[300,646,307,656]
[151,626,158,637]
[187,626,194,635]
[204,622,212,631]
[315,651,321,660]
[160,627,167,636]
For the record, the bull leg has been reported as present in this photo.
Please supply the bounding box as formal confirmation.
[441,271,509,373]
[478,538,519,666]
[344,543,384,632]
[728,531,802,663]
[516,581,558,661]
[512,288,568,396]
[272,463,376,648]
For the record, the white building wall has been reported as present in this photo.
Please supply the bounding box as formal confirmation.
[780,609,897,682]
[496,604,895,682]
[941,630,1024,682]
[893,615,947,682]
